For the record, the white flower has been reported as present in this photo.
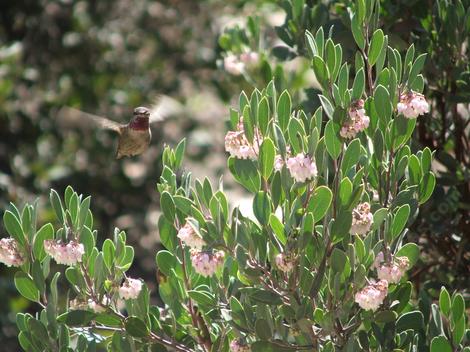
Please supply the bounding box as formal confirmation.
[0,237,25,267]
[274,155,284,171]
[230,339,251,352]
[275,253,295,273]
[340,99,370,139]
[354,279,388,311]
[374,252,410,284]
[190,250,224,277]
[44,239,84,265]
[70,297,108,312]
[119,278,143,300]
[224,121,261,160]
[286,153,317,182]
[177,220,206,249]
[397,91,429,118]
[224,54,245,76]
[240,51,259,66]
[351,202,373,235]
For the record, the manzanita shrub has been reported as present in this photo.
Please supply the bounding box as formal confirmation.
[1,1,469,352]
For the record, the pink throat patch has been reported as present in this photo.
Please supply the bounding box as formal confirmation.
[129,116,149,130]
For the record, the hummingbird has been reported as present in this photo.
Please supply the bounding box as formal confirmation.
[58,96,182,159]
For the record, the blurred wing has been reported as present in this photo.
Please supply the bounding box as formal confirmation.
[57,106,123,133]
[149,95,184,123]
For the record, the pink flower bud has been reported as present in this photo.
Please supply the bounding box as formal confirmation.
[177,220,206,249]
[119,278,143,300]
[224,54,245,76]
[275,253,295,273]
[0,237,25,267]
[354,279,388,311]
[340,100,370,139]
[230,339,251,352]
[190,250,225,277]
[374,252,410,284]
[240,51,259,66]
[44,239,84,266]
[224,121,261,160]
[351,202,373,235]
[286,153,317,182]
[397,91,429,118]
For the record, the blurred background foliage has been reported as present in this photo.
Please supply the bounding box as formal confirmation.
[0,0,468,349]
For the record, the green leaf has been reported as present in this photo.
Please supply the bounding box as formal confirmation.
[430,336,452,352]
[14,272,39,302]
[254,319,272,342]
[253,192,272,225]
[312,55,330,88]
[57,310,97,326]
[396,311,424,332]
[341,139,361,174]
[258,97,270,136]
[319,95,334,119]
[160,191,176,222]
[269,214,287,245]
[229,158,261,193]
[371,208,387,230]
[351,14,365,50]
[307,186,333,222]
[374,85,392,122]
[252,341,298,352]
[156,250,176,277]
[451,293,465,322]
[375,310,397,323]
[125,317,149,338]
[407,54,427,87]
[277,90,291,132]
[50,189,64,223]
[3,210,25,246]
[396,243,419,267]
[259,138,276,179]
[249,289,283,305]
[102,239,115,270]
[368,29,384,66]
[33,223,54,261]
[351,68,365,100]
[187,290,216,308]
[174,138,186,169]
[439,286,451,317]
[391,205,410,239]
[324,120,342,159]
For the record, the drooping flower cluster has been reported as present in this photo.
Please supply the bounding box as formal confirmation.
[351,202,373,235]
[340,99,370,139]
[224,52,259,76]
[230,339,251,352]
[118,278,143,300]
[286,153,318,182]
[374,252,410,284]
[190,250,225,277]
[44,239,84,265]
[177,220,206,250]
[397,91,429,118]
[225,121,261,160]
[0,237,25,267]
[354,279,388,311]
[275,253,295,273]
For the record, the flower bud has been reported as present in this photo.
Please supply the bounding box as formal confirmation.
[224,54,245,76]
[44,239,84,266]
[351,202,373,235]
[374,252,410,284]
[119,278,143,300]
[0,237,25,267]
[286,153,317,183]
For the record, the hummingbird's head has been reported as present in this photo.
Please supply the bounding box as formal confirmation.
[130,107,150,130]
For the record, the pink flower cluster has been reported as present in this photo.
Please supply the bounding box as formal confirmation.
[0,237,25,267]
[397,91,429,118]
[44,239,84,265]
[230,339,251,352]
[177,220,206,250]
[190,250,225,277]
[340,99,370,139]
[224,52,259,76]
[119,278,143,300]
[225,121,260,160]
[374,252,410,284]
[286,153,317,182]
[354,279,388,311]
[275,253,295,273]
[351,202,373,235]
